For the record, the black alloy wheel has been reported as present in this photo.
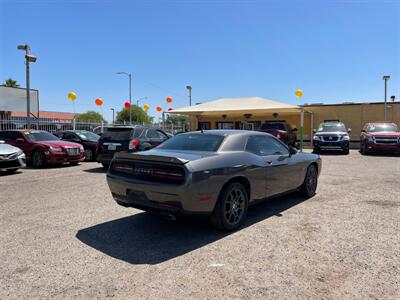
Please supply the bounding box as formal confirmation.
[85,149,94,161]
[32,151,46,168]
[301,164,318,198]
[211,182,248,231]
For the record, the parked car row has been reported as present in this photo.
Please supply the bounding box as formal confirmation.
[0,126,172,172]
[312,120,400,155]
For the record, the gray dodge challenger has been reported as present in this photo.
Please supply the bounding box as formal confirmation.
[106,130,321,230]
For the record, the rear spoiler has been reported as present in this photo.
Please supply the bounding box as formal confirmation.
[114,151,188,165]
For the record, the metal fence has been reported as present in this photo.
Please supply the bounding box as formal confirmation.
[0,115,186,135]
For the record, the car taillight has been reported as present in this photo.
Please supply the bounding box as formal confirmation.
[129,139,139,150]
[149,168,184,181]
[276,133,281,139]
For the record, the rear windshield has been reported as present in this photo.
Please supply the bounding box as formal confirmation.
[367,124,399,133]
[157,134,225,152]
[101,127,144,140]
[25,131,59,141]
[261,123,285,130]
[76,131,100,141]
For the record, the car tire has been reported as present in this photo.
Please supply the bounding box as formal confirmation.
[102,163,109,170]
[361,143,369,155]
[300,164,318,198]
[343,148,349,155]
[31,151,46,168]
[313,147,320,154]
[210,182,248,231]
[70,162,79,166]
[85,149,94,161]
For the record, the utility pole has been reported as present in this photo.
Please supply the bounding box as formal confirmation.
[186,85,192,106]
[110,108,115,125]
[18,44,37,130]
[117,72,132,124]
[383,75,390,121]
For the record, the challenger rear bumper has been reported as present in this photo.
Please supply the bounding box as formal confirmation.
[106,172,219,214]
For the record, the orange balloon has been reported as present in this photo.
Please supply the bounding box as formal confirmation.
[95,98,103,106]
[143,104,150,111]
[166,97,173,104]
[156,106,162,112]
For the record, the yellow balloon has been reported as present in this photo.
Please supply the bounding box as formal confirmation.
[295,89,303,98]
[143,104,150,111]
[68,92,77,101]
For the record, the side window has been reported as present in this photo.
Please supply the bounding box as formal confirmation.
[9,131,23,141]
[246,136,289,156]
[156,130,168,140]
[147,129,160,139]
[0,131,9,140]
[63,133,75,140]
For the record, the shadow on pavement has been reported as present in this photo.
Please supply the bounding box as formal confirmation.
[76,192,307,265]
[83,166,106,173]
[0,170,23,176]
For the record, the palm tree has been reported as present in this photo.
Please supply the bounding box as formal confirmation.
[3,78,20,87]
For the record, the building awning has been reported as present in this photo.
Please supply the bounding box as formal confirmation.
[169,97,301,117]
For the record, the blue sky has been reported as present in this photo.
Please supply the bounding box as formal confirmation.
[1,0,399,122]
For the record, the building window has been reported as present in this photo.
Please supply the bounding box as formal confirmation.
[216,122,234,129]
[198,122,211,130]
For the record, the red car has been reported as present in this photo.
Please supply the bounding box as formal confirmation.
[259,122,297,147]
[360,122,400,155]
[0,130,85,168]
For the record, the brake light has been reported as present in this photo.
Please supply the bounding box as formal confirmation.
[276,133,281,139]
[129,139,139,150]
[150,168,183,180]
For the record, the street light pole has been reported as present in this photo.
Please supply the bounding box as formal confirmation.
[117,72,132,124]
[18,44,37,130]
[383,75,390,121]
[110,108,115,125]
[136,97,147,107]
[186,85,192,106]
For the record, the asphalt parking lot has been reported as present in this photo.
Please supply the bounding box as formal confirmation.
[0,150,399,299]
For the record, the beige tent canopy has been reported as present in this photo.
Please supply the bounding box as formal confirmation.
[169,97,301,117]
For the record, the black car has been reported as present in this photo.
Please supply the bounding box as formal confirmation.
[312,121,351,154]
[96,126,170,169]
[54,130,100,161]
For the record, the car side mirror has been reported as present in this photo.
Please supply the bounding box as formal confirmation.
[0,140,5,144]
[16,138,25,143]
[313,129,316,133]
[289,146,297,155]
[347,128,352,133]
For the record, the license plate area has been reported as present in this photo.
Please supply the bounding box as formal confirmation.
[108,144,117,150]
[127,190,148,202]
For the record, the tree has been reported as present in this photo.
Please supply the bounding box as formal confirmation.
[116,106,152,124]
[75,111,104,122]
[3,78,20,87]
[166,114,189,127]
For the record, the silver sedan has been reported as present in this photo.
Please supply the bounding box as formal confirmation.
[0,140,26,174]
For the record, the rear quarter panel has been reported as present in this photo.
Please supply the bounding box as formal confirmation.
[187,151,267,202]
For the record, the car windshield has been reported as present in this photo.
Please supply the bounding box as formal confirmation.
[367,124,399,133]
[76,131,99,141]
[261,123,285,130]
[157,134,225,152]
[25,131,60,141]
[317,123,346,132]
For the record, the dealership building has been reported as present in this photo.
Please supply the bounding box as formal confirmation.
[170,97,400,144]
